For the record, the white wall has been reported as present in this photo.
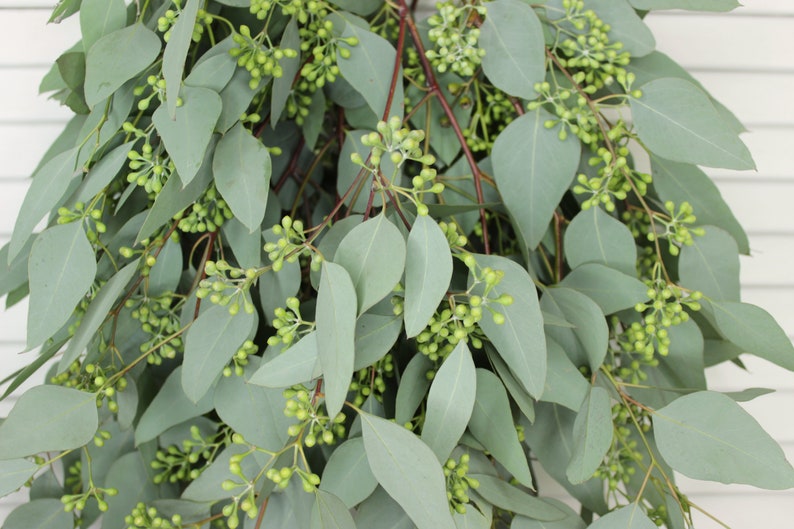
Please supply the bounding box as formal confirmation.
[1,2,792,526]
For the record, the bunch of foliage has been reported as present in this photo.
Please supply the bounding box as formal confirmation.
[1,0,793,528]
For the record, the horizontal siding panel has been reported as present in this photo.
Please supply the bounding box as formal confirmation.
[708,355,794,393]
[741,235,794,287]
[0,67,73,123]
[0,180,29,237]
[694,71,794,127]
[707,127,794,181]
[717,181,794,234]
[0,297,28,343]
[0,9,79,66]
[646,15,794,71]
[0,124,66,179]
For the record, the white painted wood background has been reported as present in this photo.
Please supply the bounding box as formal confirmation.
[0,1,792,527]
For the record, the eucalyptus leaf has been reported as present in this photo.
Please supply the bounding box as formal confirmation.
[27,223,97,350]
[588,504,657,529]
[706,300,794,371]
[182,303,256,403]
[566,386,613,484]
[0,458,39,498]
[153,86,222,186]
[422,342,477,462]
[334,214,406,315]
[470,254,546,398]
[80,0,127,55]
[271,18,301,126]
[394,353,433,425]
[317,262,358,420]
[678,226,740,301]
[84,24,161,107]
[2,499,73,529]
[404,214,453,338]
[355,486,415,529]
[162,0,200,117]
[630,78,754,170]
[564,207,636,276]
[492,108,580,251]
[360,412,456,529]
[354,312,402,370]
[249,332,321,388]
[0,386,98,459]
[213,122,272,231]
[469,369,533,487]
[320,437,378,508]
[653,391,794,489]
[9,147,80,263]
[480,0,545,100]
[470,474,564,521]
[310,489,357,529]
[73,141,136,204]
[560,263,648,315]
[135,366,216,445]
[585,0,655,57]
[102,452,158,529]
[541,287,608,372]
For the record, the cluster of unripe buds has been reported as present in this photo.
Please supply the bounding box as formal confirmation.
[349,354,395,406]
[230,25,298,90]
[124,292,184,364]
[574,145,653,212]
[263,216,322,273]
[197,260,258,316]
[443,454,480,514]
[61,485,118,514]
[282,385,346,447]
[124,502,183,529]
[157,1,213,43]
[151,425,227,485]
[267,297,315,347]
[176,184,234,233]
[426,2,487,77]
[57,200,107,243]
[50,360,128,413]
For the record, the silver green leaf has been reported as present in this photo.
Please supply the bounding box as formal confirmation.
[707,300,794,371]
[564,207,637,276]
[511,499,586,529]
[360,412,456,529]
[9,147,79,263]
[271,18,301,126]
[588,504,657,529]
[678,226,740,301]
[334,214,406,314]
[469,474,565,522]
[73,141,136,204]
[249,332,321,388]
[394,353,433,425]
[0,386,98,459]
[479,0,545,100]
[354,312,402,370]
[79,0,126,56]
[470,254,546,398]
[317,261,358,420]
[469,369,533,487]
[541,287,608,371]
[542,338,589,411]
[355,486,414,529]
[27,222,97,350]
[153,86,222,186]
[492,108,580,251]
[60,259,140,369]
[336,17,403,119]
[84,24,161,107]
[2,499,73,529]
[421,342,476,462]
[162,0,200,118]
[181,303,256,403]
[310,490,357,529]
[630,78,754,170]
[566,386,613,484]
[213,122,272,231]
[560,263,649,315]
[0,459,39,498]
[586,0,655,57]
[135,366,216,445]
[102,452,158,529]
[653,391,794,489]
[320,437,378,508]
[404,214,453,338]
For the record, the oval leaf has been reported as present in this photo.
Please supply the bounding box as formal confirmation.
[360,412,456,529]
[213,122,272,231]
[470,254,546,398]
[317,262,357,420]
[589,504,658,529]
[560,263,649,315]
[320,437,378,508]
[153,86,222,186]
[469,474,565,521]
[421,341,477,462]
[0,386,98,459]
[480,0,545,100]
[354,312,402,370]
[566,386,613,484]
[404,215,453,338]
[468,369,533,487]
[0,459,40,498]
[27,223,97,350]
[249,332,321,388]
[334,214,406,314]
[653,391,794,489]
[3,499,73,529]
[492,108,580,251]
[678,226,740,301]
[162,0,200,117]
[84,24,162,107]
[630,78,754,170]
[311,489,357,529]
[541,287,608,372]
[182,303,256,403]
[564,207,637,276]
